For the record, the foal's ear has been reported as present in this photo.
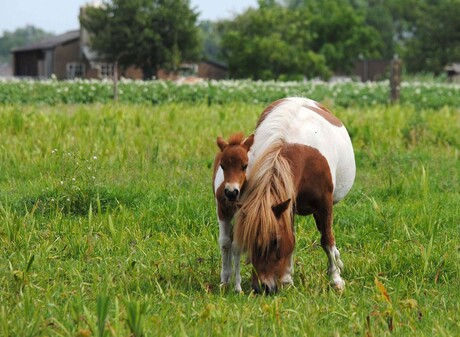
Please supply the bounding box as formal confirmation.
[271,199,291,218]
[243,134,255,151]
[217,136,228,151]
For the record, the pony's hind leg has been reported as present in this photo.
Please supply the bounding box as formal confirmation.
[313,208,345,291]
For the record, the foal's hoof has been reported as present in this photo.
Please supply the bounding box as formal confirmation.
[234,285,243,293]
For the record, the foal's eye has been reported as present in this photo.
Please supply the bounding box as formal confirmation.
[220,164,225,170]
[242,164,248,171]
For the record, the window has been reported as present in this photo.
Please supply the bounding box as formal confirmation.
[99,63,114,78]
[66,63,85,79]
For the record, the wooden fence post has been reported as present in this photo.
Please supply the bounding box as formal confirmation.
[390,56,402,103]
[113,60,119,101]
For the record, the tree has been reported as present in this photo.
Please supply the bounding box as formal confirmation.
[80,0,201,79]
[221,2,330,80]
[221,0,381,80]
[403,0,460,74]
[305,0,382,73]
[198,20,226,64]
[0,26,54,64]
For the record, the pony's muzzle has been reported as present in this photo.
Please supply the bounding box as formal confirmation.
[253,282,278,295]
[224,187,239,201]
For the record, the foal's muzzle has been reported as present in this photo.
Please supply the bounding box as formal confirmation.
[224,188,239,201]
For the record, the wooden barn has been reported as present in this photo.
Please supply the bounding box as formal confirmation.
[12,30,81,79]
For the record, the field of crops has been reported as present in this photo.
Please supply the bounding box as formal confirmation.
[0,78,459,109]
[0,79,459,336]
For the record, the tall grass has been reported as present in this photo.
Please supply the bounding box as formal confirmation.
[0,102,459,336]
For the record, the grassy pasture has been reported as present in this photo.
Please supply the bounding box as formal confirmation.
[0,101,459,336]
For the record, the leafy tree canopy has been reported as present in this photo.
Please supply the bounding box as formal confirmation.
[221,0,381,80]
[402,0,460,74]
[80,0,201,78]
[0,26,54,64]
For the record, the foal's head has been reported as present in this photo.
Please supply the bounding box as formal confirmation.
[249,199,295,294]
[216,133,254,202]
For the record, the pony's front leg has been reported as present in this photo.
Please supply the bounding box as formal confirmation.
[314,209,345,291]
[218,217,233,286]
[232,241,242,292]
[280,254,294,285]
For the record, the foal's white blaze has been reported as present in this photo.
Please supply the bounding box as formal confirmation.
[213,166,224,194]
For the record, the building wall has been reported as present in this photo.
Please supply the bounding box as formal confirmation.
[13,51,42,77]
[354,60,391,82]
[198,62,227,80]
[53,39,81,79]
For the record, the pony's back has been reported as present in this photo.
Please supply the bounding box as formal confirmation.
[251,97,355,203]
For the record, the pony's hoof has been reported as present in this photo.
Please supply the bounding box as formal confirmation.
[332,279,345,292]
[234,285,243,293]
[281,274,294,285]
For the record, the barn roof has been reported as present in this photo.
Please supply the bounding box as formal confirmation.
[12,30,80,53]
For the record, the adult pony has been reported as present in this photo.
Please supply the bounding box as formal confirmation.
[213,132,254,292]
[235,97,356,294]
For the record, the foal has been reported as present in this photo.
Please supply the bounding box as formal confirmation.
[212,133,254,292]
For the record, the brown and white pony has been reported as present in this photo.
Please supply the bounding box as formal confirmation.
[213,132,254,292]
[235,97,356,294]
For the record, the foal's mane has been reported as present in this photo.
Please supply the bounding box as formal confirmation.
[227,132,245,146]
[235,140,295,260]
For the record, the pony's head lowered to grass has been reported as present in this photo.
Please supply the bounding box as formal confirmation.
[235,143,296,294]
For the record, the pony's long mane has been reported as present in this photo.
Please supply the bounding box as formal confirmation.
[235,140,295,260]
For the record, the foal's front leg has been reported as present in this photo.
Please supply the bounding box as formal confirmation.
[218,216,233,286]
[314,209,345,291]
[232,241,242,292]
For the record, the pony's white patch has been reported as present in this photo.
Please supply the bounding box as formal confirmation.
[214,166,224,194]
[252,97,355,203]
[325,245,345,290]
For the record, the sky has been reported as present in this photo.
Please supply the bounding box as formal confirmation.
[0,0,258,35]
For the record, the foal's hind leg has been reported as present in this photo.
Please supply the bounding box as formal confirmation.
[313,207,345,291]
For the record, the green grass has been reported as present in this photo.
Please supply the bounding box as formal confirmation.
[0,102,459,336]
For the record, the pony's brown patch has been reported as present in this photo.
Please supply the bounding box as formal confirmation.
[305,104,343,127]
[280,143,334,216]
[256,99,289,127]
